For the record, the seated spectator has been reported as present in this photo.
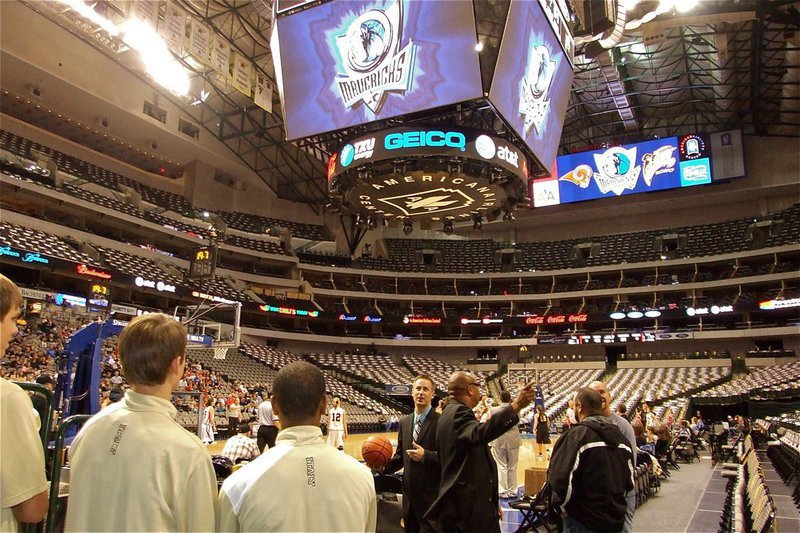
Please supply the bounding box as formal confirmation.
[678,420,695,441]
[221,423,260,464]
[632,420,646,448]
[664,409,675,430]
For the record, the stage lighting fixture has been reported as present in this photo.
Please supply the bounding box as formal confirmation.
[443,220,454,236]
[367,215,378,230]
[472,213,483,230]
[403,219,413,235]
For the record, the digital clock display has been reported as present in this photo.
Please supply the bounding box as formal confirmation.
[189,245,217,279]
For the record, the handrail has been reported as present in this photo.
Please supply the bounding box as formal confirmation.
[45,414,92,533]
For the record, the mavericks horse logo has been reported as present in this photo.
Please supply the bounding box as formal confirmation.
[335,1,416,114]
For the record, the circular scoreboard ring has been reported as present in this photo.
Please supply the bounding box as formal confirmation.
[328,126,530,221]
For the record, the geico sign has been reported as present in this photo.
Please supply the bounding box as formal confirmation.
[524,314,587,325]
[385,130,466,151]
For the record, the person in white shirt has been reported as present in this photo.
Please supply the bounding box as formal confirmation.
[257,393,279,453]
[566,400,578,427]
[327,396,348,450]
[221,422,260,464]
[65,313,217,532]
[0,274,48,531]
[226,394,241,439]
[217,361,377,532]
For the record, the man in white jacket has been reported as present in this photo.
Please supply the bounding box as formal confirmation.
[490,390,522,498]
[65,313,217,532]
[218,361,377,532]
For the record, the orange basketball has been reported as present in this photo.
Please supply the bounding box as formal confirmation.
[361,435,393,469]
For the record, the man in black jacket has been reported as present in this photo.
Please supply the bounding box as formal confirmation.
[384,375,440,533]
[425,372,536,533]
[548,387,634,533]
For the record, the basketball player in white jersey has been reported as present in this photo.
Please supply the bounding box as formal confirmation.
[327,397,347,450]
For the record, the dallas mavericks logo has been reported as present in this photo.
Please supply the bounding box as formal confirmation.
[519,42,556,137]
[335,1,416,114]
[592,146,641,196]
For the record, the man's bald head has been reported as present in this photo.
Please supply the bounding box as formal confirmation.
[588,380,612,416]
[574,387,604,421]
[447,371,480,408]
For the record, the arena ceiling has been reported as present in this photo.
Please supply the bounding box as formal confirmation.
[4,0,799,211]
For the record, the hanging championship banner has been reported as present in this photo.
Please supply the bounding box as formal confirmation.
[254,71,273,114]
[232,53,252,96]
[129,0,159,29]
[210,36,232,78]
[189,20,211,64]
[162,2,187,53]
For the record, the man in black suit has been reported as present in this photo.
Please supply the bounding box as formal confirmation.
[426,372,536,533]
[384,375,440,533]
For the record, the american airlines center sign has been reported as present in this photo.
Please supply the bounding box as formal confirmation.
[329,126,528,219]
[352,171,504,219]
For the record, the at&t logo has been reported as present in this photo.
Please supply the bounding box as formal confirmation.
[474,135,519,168]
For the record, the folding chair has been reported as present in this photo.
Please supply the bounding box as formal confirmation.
[509,482,557,533]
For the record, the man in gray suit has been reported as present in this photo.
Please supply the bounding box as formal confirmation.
[490,390,522,498]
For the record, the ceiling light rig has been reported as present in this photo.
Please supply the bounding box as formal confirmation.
[57,0,191,96]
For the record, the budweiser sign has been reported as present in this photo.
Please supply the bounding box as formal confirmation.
[77,264,112,280]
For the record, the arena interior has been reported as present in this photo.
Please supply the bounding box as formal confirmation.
[1,0,799,532]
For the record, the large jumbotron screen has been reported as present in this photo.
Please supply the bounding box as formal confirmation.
[488,0,574,171]
[273,0,483,140]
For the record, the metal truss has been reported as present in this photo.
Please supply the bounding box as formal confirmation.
[12,0,800,212]
[561,0,800,152]
[174,0,329,210]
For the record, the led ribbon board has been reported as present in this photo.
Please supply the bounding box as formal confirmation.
[532,134,715,207]
[488,0,574,171]
[274,0,483,140]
